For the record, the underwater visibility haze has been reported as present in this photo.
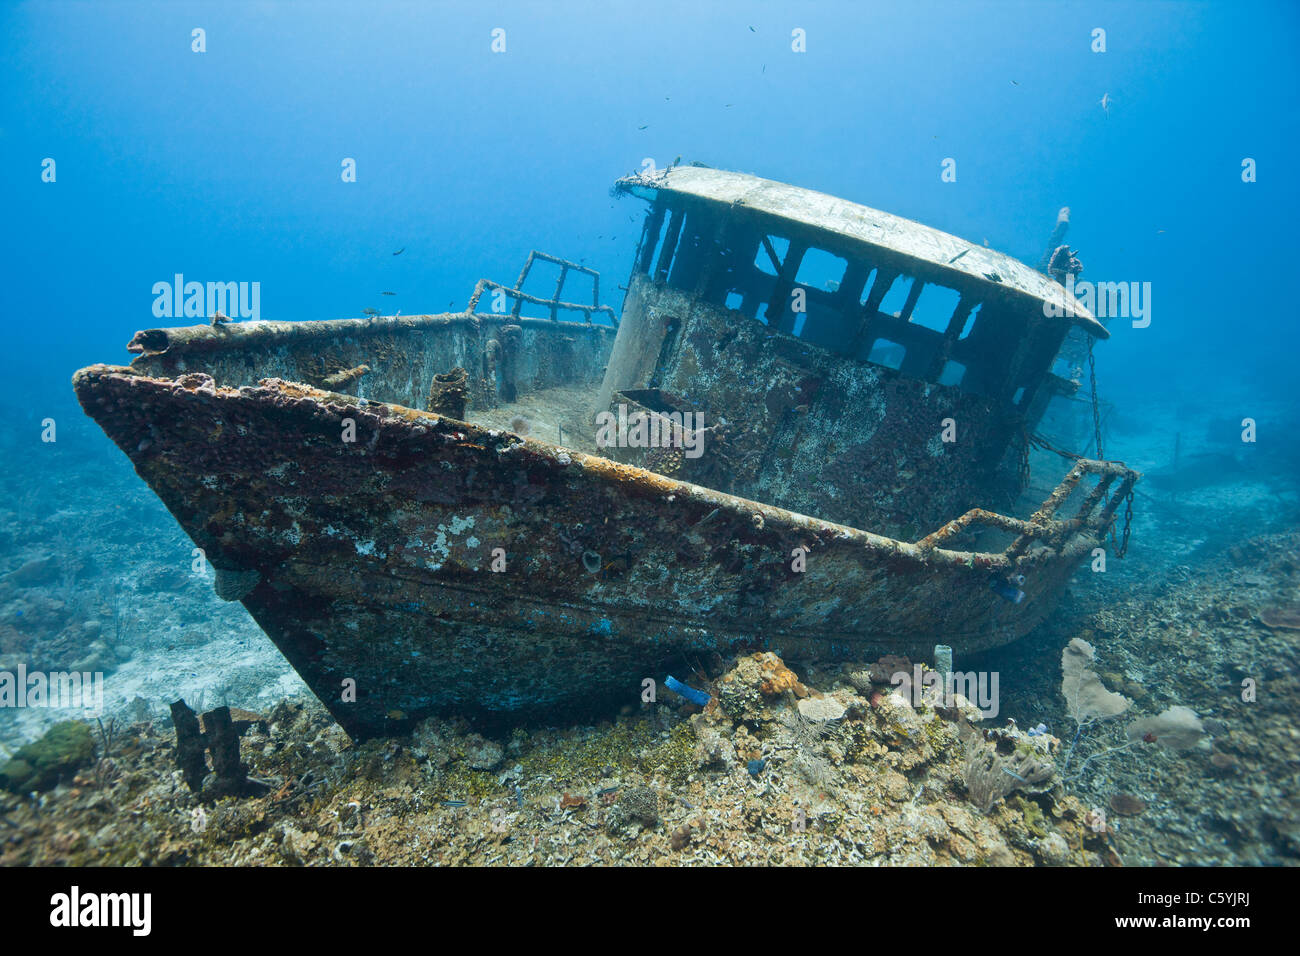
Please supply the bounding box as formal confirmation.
[1,0,1299,880]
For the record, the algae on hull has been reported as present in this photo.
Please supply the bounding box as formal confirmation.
[72,171,1137,736]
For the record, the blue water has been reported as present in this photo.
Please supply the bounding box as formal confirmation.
[5,1,1297,409]
[2,0,1300,869]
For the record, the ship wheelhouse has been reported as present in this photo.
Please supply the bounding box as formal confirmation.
[598,166,1106,539]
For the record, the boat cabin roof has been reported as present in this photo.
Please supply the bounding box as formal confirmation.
[616,166,1106,338]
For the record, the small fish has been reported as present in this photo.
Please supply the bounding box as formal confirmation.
[441,799,467,807]
[638,124,648,130]
[1011,79,1019,86]
[1100,92,1112,116]
[595,786,620,797]
[947,249,970,264]
[362,307,380,316]
[748,25,755,32]
[1001,768,1028,782]
[392,247,405,255]
[380,291,396,295]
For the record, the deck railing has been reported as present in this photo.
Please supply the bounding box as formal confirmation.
[466,250,618,326]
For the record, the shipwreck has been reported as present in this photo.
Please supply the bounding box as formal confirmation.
[74,166,1138,737]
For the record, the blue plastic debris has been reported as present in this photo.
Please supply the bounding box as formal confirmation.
[747,759,766,777]
[665,675,711,707]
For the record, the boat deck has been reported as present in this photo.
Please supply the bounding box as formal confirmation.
[467,384,603,455]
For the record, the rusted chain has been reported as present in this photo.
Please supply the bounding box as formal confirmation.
[1088,338,1104,460]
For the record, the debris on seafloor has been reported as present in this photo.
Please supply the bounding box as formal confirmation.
[0,651,1123,866]
[170,699,269,801]
[664,675,711,707]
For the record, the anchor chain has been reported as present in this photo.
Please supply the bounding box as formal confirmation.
[1016,424,1032,493]
[1088,339,1104,460]
[1114,486,1135,558]
[1088,338,1135,558]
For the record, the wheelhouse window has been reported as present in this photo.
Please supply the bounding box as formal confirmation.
[632,198,1050,407]
[909,283,963,333]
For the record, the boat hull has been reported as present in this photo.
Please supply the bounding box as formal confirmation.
[73,365,1129,737]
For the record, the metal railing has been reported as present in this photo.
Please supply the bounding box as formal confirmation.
[915,458,1139,557]
[465,250,618,326]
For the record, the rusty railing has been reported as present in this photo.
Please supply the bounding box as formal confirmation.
[466,250,618,326]
[915,458,1139,558]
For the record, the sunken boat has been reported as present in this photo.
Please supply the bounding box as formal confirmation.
[74,166,1138,738]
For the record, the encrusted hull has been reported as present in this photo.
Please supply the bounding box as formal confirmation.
[73,364,1134,738]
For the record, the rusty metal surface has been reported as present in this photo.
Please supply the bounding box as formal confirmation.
[71,190,1139,739]
[602,276,1025,539]
[617,166,1106,337]
[126,312,617,414]
[466,249,618,324]
[73,364,1135,738]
